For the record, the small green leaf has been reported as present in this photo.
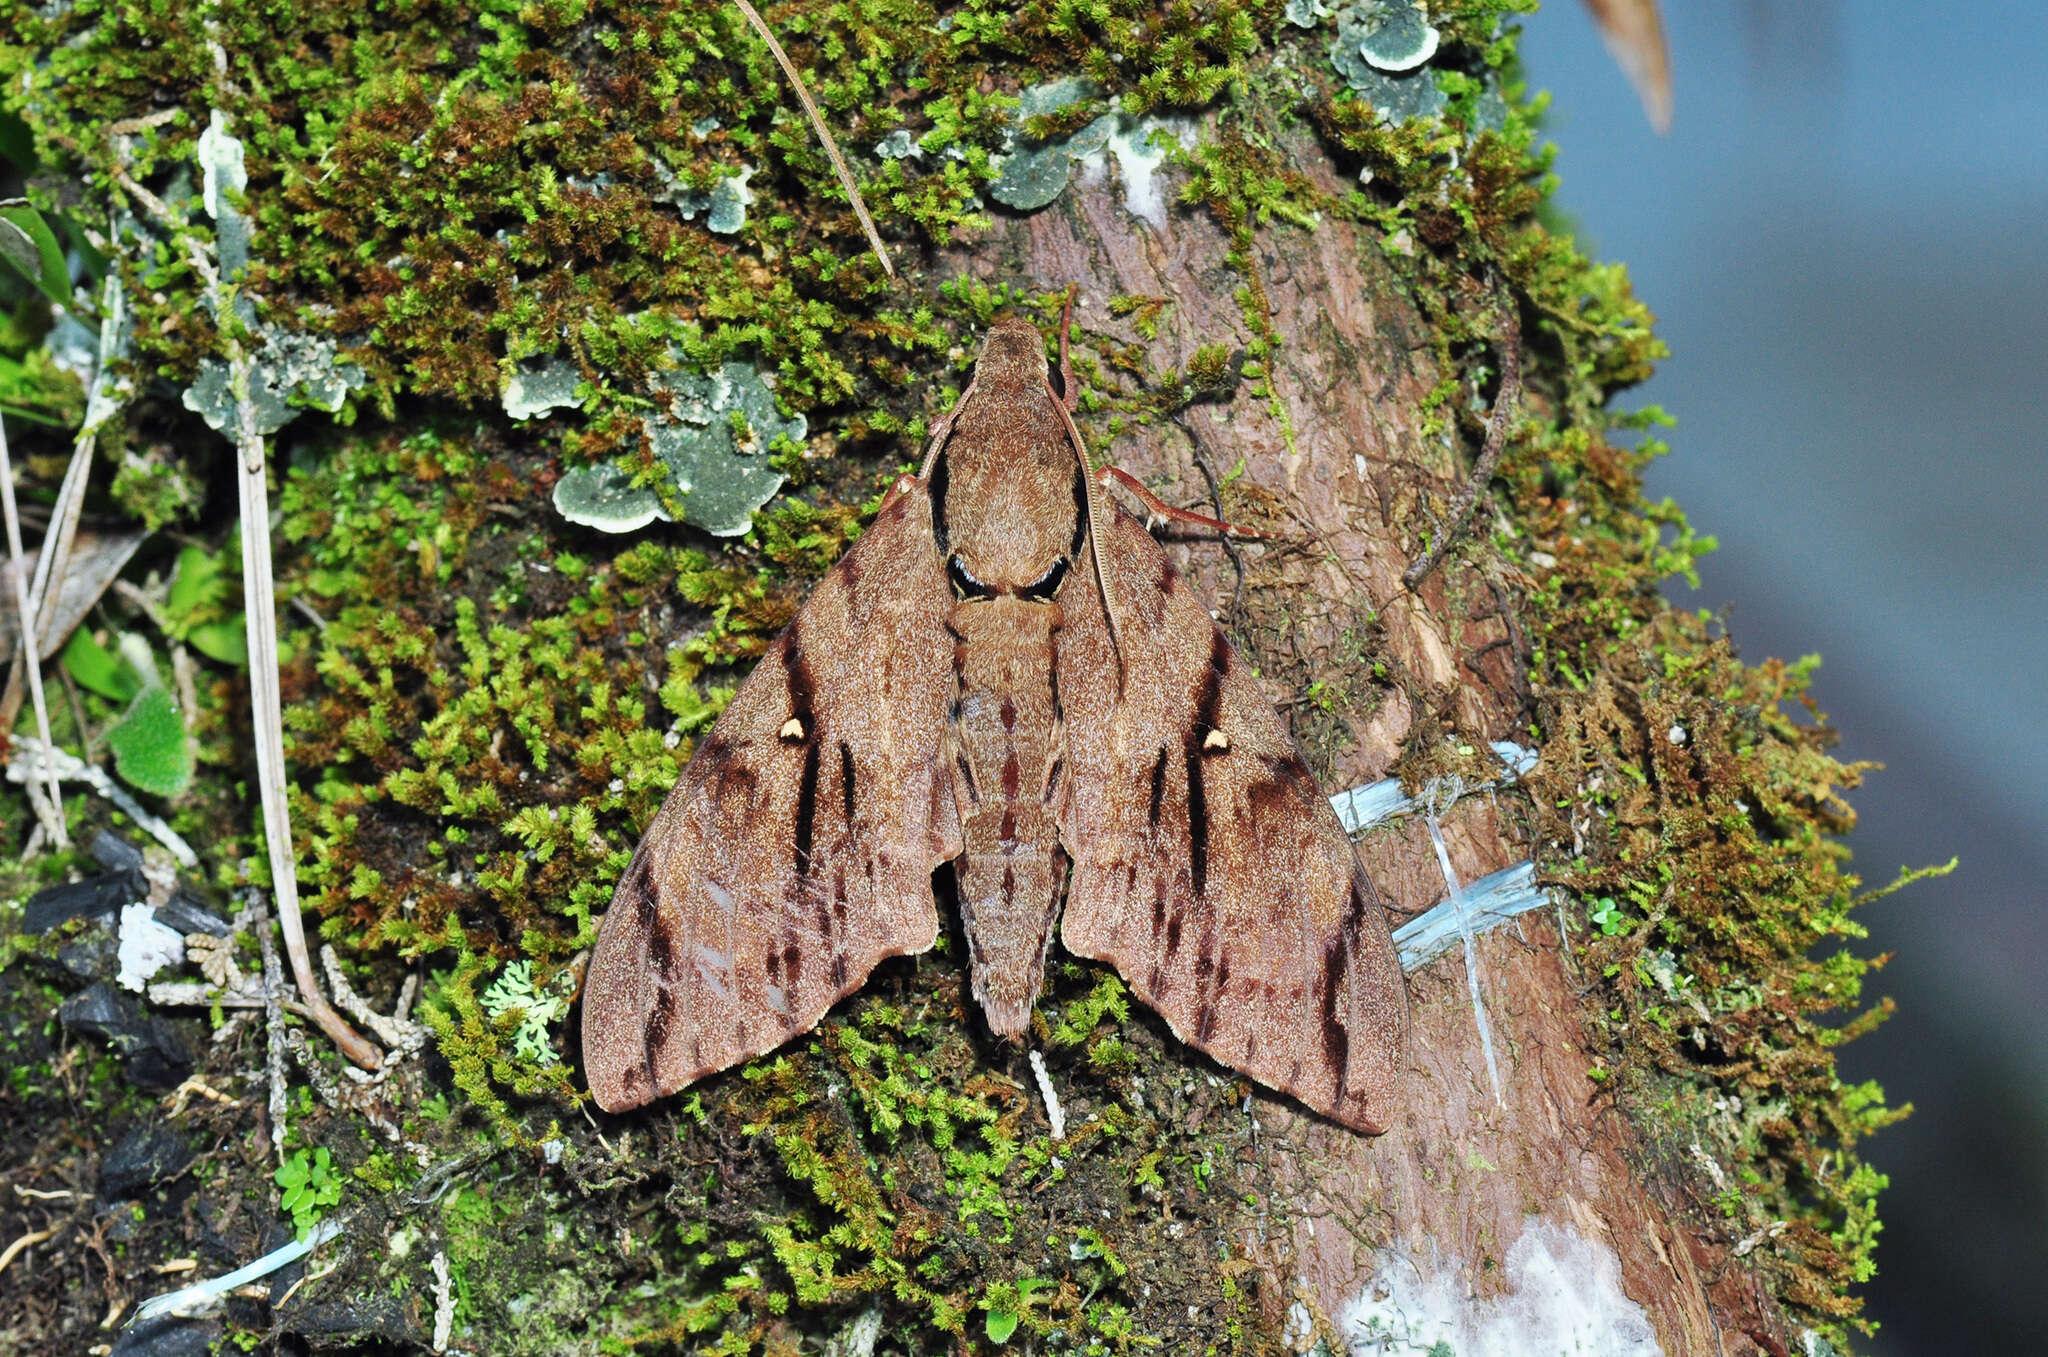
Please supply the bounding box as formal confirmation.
[984,1311,1020,1345]
[107,685,193,797]
[0,200,71,306]
[165,545,247,664]
[165,544,224,624]
[61,628,137,702]
[186,618,248,666]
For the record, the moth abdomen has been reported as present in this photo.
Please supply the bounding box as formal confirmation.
[947,596,1067,1038]
[956,843,1063,1037]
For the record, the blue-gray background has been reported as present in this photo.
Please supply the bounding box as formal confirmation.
[1518,1,2046,1350]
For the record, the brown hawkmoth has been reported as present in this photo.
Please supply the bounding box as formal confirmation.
[581,309,1408,1132]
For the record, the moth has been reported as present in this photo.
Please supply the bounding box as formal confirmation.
[581,308,1408,1132]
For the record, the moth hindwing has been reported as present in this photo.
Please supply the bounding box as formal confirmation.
[581,313,1408,1132]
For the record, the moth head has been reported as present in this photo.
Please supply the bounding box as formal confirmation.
[975,316,1051,391]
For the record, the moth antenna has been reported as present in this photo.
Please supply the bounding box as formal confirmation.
[1099,465,1275,540]
[1051,387,1126,693]
[1045,288,1121,684]
[917,378,975,478]
[728,0,895,279]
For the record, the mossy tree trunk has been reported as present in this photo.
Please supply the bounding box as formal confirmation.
[0,2,1897,1353]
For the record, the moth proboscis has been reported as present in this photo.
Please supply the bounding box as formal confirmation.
[581,304,1408,1132]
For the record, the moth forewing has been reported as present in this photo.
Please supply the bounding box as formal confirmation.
[580,479,957,1114]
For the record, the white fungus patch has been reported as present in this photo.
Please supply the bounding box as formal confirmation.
[117,902,185,992]
[1340,1219,1662,1357]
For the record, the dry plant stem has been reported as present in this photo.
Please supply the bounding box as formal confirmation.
[231,362,381,1072]
[253,894,292,1161]
[0,429,94,727]
[1402,305,1523,591]
[0,414,68,845]
[728,0,894,278]
[25,429,96,650]
[0,1225,64,1278]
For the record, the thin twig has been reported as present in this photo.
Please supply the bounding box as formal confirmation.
[0,428,94,728]
[1403,303,1523,591]
[8,273,125,727]
[253,895,291,1163]
[57,659,94,760]
[0,414,68,845]
[24,429,96,651]
[728,0,894,278]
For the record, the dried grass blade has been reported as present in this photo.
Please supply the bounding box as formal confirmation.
[730,0,895,278]
[0,413,69,845]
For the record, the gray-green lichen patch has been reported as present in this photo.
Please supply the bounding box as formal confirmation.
[991,80,1116,211]
[649,161,754,235]
[706,165,755,235]
[874,129,922,161]
[551,462,666,534]
[1345,1,1440,72]
[183,112,364,434]
[501,358,584,422]
[1331,52,1447,124]
[196,110,250,274]
[182,330,366,437]
[991,80,1196,228]
[1324,2,1448,122]
[552,360,799,537]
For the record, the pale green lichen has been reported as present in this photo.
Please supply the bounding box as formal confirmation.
[501,358,584,422]
[554,359,800,537]
[480,961,572,1066]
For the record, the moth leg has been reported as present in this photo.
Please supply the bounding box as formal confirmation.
[1097,466,1276,540]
